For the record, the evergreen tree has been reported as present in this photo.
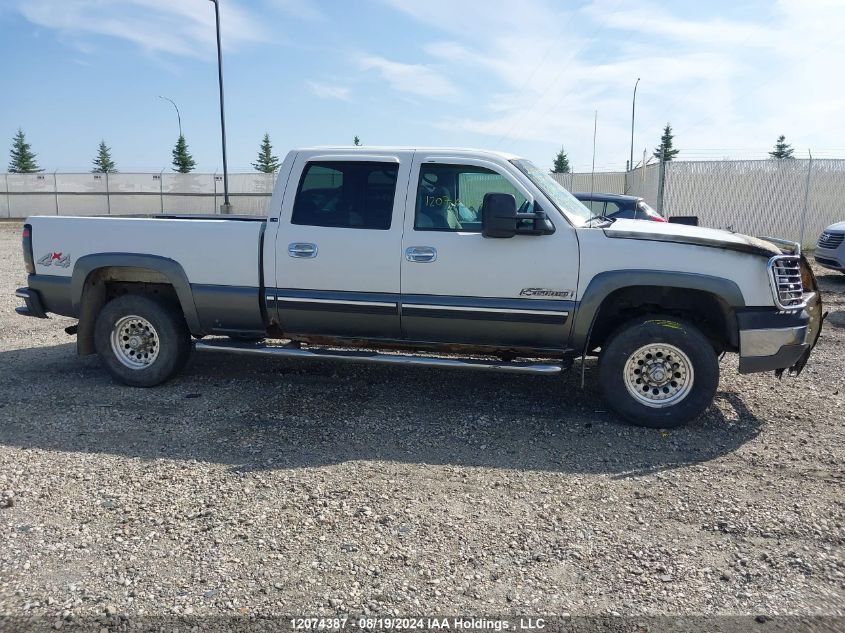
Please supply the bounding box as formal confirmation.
[769,135,795,159]
[91,140,117,173]
[552,147,571,174]
[171,135,196,173]
[653,123,680,161]
[8,128,42,173]
[252,133,280,173]
[353,135,362,146]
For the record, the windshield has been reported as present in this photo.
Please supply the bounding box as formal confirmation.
[510,159,593,224]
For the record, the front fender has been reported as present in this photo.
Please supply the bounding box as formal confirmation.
[570,269,746,352]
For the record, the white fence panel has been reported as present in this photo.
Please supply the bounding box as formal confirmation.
[7,174,56,217]
[551,172,627,194]
[802,160,845,247]
[663,160,808,243]
[106,173,162,215]
[625,164,660,207]
[0,175,8,218]
[56,173,109,216]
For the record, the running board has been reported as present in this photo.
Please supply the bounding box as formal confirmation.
[195,341,564,375]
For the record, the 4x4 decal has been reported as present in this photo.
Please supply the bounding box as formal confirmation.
[37,252,71,268]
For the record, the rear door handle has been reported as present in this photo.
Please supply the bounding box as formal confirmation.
[288,242,318,258]
[405,246,437,263]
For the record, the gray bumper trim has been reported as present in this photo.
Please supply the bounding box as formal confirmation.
[738,325,809,374]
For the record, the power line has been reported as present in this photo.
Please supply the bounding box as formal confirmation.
[486,0,630,150]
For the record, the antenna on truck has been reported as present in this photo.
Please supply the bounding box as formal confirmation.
[209,0,231,214]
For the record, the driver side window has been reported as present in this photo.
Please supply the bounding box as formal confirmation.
[414,164,528,232]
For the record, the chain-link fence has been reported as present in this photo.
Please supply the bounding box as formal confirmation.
[3,162,844,248]
[662,159,845,248]
[550,171,627,194]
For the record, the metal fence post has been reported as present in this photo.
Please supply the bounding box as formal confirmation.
[53,171,59,215]
[213,172,218,214]
[159,169,164,214]
[4,173,10,218]
[799,150,813,248]
[656,154,667,214]
[105,171,111,215]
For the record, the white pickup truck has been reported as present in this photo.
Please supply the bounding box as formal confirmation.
[16,147,823,427]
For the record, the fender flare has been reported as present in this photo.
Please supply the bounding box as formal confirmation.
[570,270,745,351]
[71,253,202,335]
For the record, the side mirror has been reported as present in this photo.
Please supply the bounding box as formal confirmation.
[481,193,518,238]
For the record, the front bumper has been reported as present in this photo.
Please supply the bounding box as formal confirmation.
[15,287,49,319]
[737,256,824,376]
[815,245,843,271]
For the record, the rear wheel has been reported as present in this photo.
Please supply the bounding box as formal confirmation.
[94,295,191,387]
[598,316,719,428]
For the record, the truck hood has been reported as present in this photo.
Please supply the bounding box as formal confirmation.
[823,221,845,232]
[603,219,783,257]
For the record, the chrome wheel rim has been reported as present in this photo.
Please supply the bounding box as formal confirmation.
[110,315,159,370]
[623,343,694,408]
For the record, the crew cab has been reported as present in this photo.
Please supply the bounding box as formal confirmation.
[15,147,823,428]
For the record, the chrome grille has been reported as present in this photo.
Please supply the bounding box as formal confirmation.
[817,232,844,249]
[768,255,805,309]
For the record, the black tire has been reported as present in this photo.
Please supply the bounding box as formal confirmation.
[598,315,719,428]
[94,295,191,387]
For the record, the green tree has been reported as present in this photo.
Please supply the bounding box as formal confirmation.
[552,147,571,174]
[171,135,196,173]
[653,123,680,161]
[353,135,362,146]
[91,140,117,173]
[769,135,795,159]
[252,133,280,173]
[8,128,42,173]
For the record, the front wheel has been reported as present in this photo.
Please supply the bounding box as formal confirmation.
[598,316,719,428]
[94,295,191,387]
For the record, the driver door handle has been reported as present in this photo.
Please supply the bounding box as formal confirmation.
[288,242,318,258]
[405,246,437,263]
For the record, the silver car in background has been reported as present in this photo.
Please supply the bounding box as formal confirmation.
[815,222,845,273]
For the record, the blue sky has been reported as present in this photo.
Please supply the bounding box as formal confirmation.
[2,0,844,173]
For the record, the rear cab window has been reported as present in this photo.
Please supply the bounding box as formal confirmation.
[292,161,399,230]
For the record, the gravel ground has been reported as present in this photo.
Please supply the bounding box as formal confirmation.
[0,221,843,625]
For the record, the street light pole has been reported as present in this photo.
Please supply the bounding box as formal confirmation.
[157,96,182,138]
[629,77,640,175]
[209,0,231,213]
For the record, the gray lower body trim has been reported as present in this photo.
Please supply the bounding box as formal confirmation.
[269,288,401,338]
[27,274,73,316]
[400,294,573,349]
[268,289,574,347]
[191,284,265,336]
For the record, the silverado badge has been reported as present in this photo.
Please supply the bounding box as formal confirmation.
[37,252,71,268]
[519,288,574,299]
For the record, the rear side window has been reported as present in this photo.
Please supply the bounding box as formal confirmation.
[292,161,398,230]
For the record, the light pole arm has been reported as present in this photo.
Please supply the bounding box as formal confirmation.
[629,77,640,176]
[158,95,182,138]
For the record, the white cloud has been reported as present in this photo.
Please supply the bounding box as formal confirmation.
[269,0,324,21]
[16,0,266,58]
[306,81,351,101]
[358,55,458,100]
[384,0,845,169]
